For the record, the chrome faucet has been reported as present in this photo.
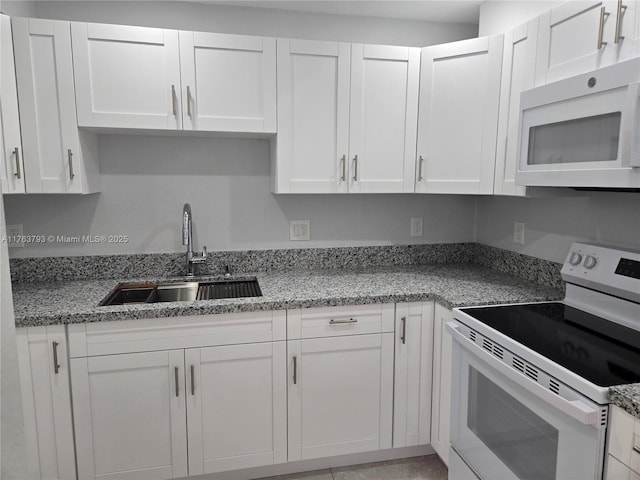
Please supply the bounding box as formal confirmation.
[182,203,207,276]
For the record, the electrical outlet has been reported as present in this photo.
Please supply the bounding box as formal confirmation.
[6,224,24,248]
[410,217,423,238]
[513,222,525,245]
[290,220,310,241]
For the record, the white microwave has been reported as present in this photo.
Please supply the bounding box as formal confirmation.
[516,58,640,189]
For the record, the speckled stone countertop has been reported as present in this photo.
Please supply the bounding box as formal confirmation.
[609,384,640,420]
[13,263,563,327]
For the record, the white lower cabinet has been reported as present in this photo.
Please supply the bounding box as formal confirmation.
[69,312,287,479]
[287,304,395,461]
[185,342,287,475]
[71,350,189,479]
[16,326,76,480]
[430,303,453,465]
[393,302,434,448]
[606,405,640,479]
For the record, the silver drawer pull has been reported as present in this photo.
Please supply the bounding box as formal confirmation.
[352,155,358,181]
[171,85,177,116]
[293,356,297,385]
[598,7,610,49]
[418,155,424,181]
[400,316,407,344]
[67,149,75,180]
[187,85,193,117]
[329,318,358,325]
[340,154,346,182]
[13,147,21,179]
[175,366,180,397]
[52,341,60,374]
[190,365,195,395]
[615,1,627,44]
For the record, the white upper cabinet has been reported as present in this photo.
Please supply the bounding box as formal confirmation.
[72,22,181,130]
[274,39,352,193]
[0,14,25,194]
[416,35,503,195]
[72,22,276,134]
[13,17,100,194]
[348,44,419,193]
[494,19,539,196]
[536,0,639,84]
[273,39,420,194]
[179,31,276,133]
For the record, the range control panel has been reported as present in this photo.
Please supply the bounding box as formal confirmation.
[562,243,640,304]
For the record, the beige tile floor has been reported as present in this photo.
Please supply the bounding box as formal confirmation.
[257,455,448,480]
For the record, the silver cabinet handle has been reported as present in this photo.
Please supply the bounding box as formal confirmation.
[598,6,610,49]
[52,341,60,374]
[340,155,346,182]
[352,155,358,181]
[175,366,180,397]
[615,1,627,43]
[187,86,192,118]
[171,85,177,116]
[293,356,297,385]
[190,365,195,395]
[13,147,21,179]
[400,316,407,345]
[329,318,358,325]
[418,155,424,181]
[67,149,75,180]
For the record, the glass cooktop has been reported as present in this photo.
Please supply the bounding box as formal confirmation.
[460,302,640,388]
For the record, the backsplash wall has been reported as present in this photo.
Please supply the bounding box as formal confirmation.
[4,135,478,258]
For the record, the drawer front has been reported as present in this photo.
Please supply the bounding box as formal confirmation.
[68,311,286,357]
[287,304,395,339]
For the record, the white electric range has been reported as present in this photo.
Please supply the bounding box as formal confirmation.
[449,242,640,480]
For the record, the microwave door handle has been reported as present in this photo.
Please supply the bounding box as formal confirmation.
[446,322,602,427]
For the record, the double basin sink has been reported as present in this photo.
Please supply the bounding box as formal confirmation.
[99,277,262,306]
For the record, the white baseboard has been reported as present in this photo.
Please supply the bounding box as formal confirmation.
[185,445,436,480]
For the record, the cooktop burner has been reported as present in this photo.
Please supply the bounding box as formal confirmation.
[460,302,640,388]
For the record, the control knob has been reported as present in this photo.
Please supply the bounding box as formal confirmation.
[568,252,583,266]
[583,255,598,269]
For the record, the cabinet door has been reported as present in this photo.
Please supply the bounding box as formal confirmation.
[348,44,419,193]
[72,22,181,130]
[179,31,276,133]
[416,35,503,195]
[274,39,351,193]
[287,333,394,461]
[536,1,636,84]
[16,326,75,480]
[393,302,434,448]
[0,14,25,194]
[13,17,97,193]
[494,19,538,197]
[71,350,188,480]
[430,304,453,465]
[185,342,287,475]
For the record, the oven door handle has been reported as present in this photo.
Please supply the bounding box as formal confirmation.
[446,322,602,427]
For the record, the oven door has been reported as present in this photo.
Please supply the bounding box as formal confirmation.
[447,321,607,480]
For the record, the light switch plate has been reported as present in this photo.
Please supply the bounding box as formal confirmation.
[290,220,310,241]
[513,222,525,245]
[410,217,423,237]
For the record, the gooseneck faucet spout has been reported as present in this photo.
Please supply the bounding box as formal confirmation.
[182,203,207,276]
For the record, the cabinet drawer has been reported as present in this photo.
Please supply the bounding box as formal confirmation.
[287,304,395,339]
[608,405,640,475]
[68,311,286,357]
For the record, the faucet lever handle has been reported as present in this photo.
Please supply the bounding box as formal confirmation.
[202,246,207,258]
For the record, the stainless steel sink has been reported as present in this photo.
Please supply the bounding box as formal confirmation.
[99,278,262,306]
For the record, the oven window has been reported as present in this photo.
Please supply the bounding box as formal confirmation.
[527,112,621,165]
[468,366,559,480]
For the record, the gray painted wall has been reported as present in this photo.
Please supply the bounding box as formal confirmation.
[476,194,640,263]
[5,135,477,257]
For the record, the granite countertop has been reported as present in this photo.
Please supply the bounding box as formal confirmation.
[12,262,640,419]
[12,263,564,327]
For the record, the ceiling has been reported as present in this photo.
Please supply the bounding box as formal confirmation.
[197,1,483,24]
